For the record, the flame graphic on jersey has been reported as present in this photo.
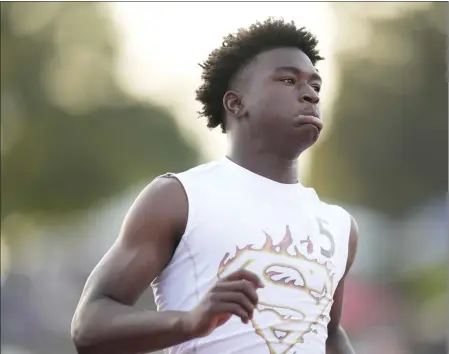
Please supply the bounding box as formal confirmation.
[218,226,299,273]
[217,226,334,354]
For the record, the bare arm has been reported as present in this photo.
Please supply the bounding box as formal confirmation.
[326,215,359,354]
[71,176,192,354]
[71,176,263,354]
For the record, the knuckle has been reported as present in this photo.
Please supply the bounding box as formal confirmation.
[208,292,219,303]
[242,280,252,292]
[236,293,246,304]
[214,279,224,288]
[236,307,245,316]
[253,292,259,302]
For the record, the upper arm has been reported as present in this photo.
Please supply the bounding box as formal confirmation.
[78,176,188,307]
[327,215,359,334]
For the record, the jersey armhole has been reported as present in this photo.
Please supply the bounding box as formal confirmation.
[328,204,352,271]
[339,206,353,271]
[158,173,195,259]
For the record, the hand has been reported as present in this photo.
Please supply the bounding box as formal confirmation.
[181,269,264,338]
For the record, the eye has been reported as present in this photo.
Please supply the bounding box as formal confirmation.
[312,85,321,93]
[280,77,296,85]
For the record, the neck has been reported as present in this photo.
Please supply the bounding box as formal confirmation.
[227,145,299,185]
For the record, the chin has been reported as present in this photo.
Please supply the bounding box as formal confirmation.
[280,141,316,160]
[274,127,320,159]
[290,129,320,156]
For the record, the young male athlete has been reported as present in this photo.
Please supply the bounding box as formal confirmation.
[71,18,358,354]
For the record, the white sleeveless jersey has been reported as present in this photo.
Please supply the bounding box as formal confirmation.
[151,157,351,354]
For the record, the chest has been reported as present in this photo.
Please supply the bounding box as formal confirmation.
[187,190,349,295]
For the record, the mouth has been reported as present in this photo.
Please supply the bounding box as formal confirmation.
[293,114,323,131]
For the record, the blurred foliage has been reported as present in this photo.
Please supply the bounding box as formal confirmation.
[309,3,447,217]
[1,2,199,222]
[398,262,447,302]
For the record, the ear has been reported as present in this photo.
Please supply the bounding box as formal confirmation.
[223,90,244,118]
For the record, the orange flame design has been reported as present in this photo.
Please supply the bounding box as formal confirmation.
[218,226,309,274]
[300,236,314,254]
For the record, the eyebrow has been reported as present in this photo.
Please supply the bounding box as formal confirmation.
[274,66,322,82]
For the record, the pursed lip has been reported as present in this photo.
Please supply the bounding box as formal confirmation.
[293,110,323,131]
[298,108,319,118]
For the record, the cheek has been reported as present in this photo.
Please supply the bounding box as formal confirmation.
[271,86,296,103]
[245,85,295,124]
[247,94,273,120]
[263,90,295,119]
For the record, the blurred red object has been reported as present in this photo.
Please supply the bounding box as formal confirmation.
[340,278,399,332]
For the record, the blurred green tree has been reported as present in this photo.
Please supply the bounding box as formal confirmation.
[308,3,447,216]
[1,2,199,222]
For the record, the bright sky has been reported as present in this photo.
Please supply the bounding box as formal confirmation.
[108,2,339,176]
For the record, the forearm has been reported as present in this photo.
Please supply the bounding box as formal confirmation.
[326,326,355,354]
[72,297,193,354]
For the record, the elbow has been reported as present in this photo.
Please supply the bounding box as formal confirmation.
[71,307,97,353]
[71,316,89,352]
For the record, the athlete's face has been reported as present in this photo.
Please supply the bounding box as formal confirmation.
[227,48,323,159]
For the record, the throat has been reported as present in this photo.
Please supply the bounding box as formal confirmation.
[226,152,299,185]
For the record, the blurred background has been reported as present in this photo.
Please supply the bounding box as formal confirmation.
[1,2,447,354]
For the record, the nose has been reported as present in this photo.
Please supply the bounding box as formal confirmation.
[300,87,320,105]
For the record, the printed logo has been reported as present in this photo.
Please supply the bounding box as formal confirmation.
[217,225,336,354]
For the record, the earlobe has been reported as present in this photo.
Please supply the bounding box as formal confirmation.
[223,91,243,117]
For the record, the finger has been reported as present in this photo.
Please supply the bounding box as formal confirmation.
[223,269,264,288]
[211,302,250,324]
[214,280,259,305]
[212,291,255,318]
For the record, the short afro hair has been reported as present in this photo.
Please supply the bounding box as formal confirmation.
[195,18,323,133]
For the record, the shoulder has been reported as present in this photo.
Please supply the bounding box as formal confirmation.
[175,159,225,180]
[127,159,226,235]
[133,175,187,211]
[121,175,189,244]
[348,214,359,256]
[344,214,359,275]
[320,201,358,271]
[168,159,228,206]
[312,195,351,230]
[311,195,358,272]
[299,186,359,274]
[134,158,224,213]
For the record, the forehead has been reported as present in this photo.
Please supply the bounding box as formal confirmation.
[248,47,317,77]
